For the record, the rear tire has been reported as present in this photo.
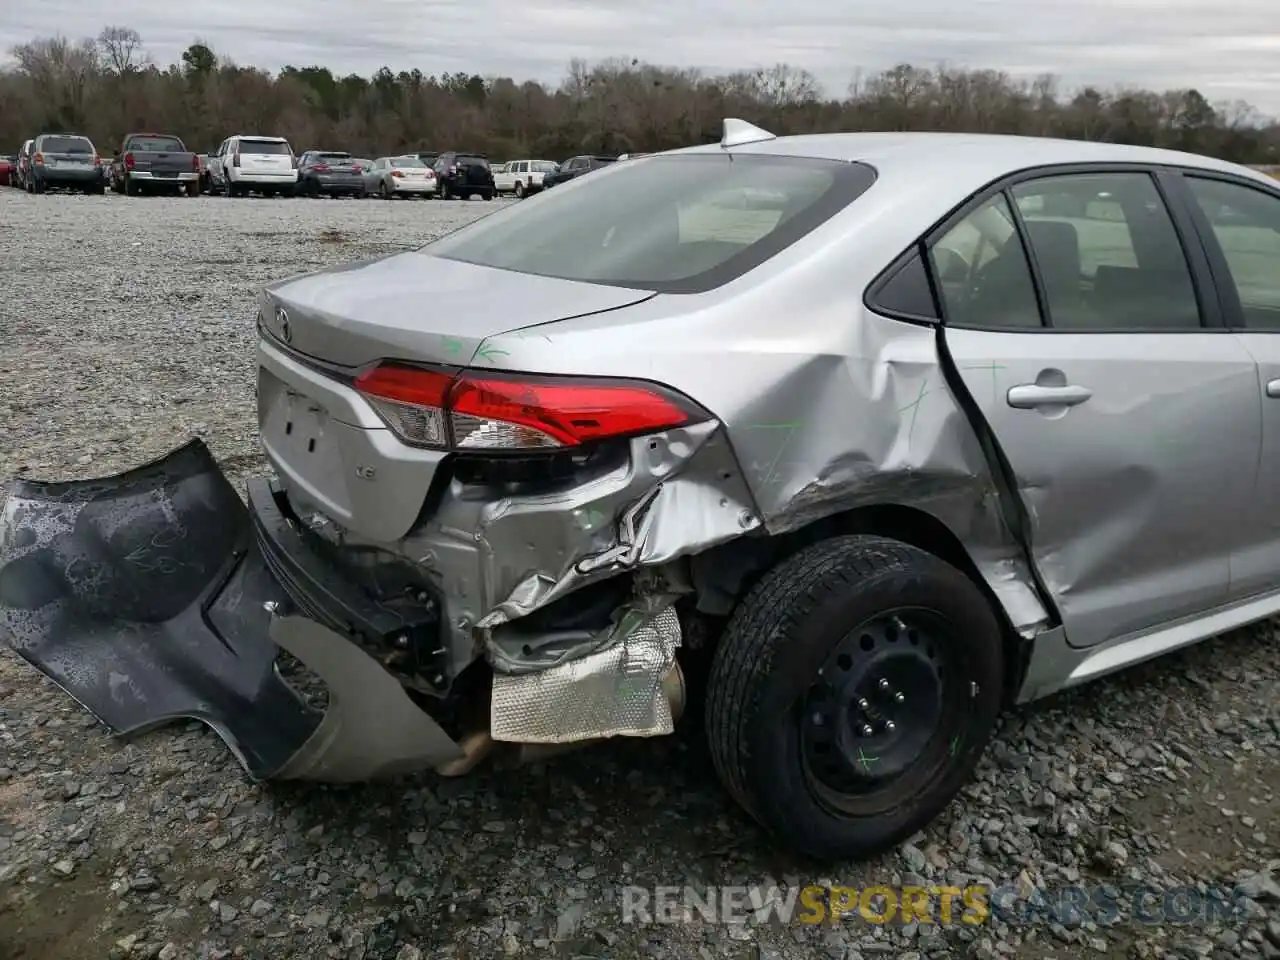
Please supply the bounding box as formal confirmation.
[514,182,525,199]
[186,181,200,198]
[704,534,1004,863]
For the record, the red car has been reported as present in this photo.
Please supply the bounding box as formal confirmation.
[0,156,14,186]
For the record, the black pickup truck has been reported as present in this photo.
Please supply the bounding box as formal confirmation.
[109,132,201,196]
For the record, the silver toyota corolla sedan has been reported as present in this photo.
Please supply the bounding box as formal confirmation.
[4,119,1280,862]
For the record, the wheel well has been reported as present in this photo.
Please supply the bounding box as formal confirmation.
[688,503,1032,706]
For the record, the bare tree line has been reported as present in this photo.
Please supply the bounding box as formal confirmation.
[2,26,1278,165]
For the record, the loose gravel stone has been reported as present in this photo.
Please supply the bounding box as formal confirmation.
[0,188,1277,959]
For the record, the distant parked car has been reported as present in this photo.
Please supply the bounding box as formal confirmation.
[416,151,440,167]
[493,159,558,198]
[297,150,366,198]
[541,154,616,189]
[431,152,496,200]
[108,132,201,197]
[0,155,13,187]
[26,133,105,194]
[14,140,33,190]
[208,135,298,198]
[364,156,438,199]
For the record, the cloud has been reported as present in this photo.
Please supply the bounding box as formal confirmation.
[2,0,1278,116]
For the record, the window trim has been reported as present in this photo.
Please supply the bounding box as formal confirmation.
[1163,169,1280,332]
[865,161,1228,334]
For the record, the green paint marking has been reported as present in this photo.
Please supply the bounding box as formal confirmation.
[897,377,931,446]
[476,345,510,363]
[960,362,1006,399]
[855,748,879,774]
[441,336,463,355]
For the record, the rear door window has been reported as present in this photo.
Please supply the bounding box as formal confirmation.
[1012,172,1202,330]
[427,154,877,294]
[240,140,291,156]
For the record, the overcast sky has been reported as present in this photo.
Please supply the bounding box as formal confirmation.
[3,0,1279,117]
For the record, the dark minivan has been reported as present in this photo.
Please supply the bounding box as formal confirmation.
[28,134,105,194]
[432,152,495,201]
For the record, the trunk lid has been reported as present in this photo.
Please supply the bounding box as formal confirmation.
[263,250,655,369]
[258,253,655,542]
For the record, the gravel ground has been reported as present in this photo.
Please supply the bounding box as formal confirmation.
[0,187,1278,960]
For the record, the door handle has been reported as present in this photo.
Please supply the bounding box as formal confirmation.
[1006,384,1093,409]
[1266,379,1280,399]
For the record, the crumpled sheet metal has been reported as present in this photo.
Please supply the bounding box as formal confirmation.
[403,420,759,669]
[468,298,1051,640]
[489,603,681,743]
[726,316,1050,635]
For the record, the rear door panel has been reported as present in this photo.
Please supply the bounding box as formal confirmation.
[935,170,1259,650]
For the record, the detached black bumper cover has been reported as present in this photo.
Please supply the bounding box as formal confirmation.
[0,439,462,781]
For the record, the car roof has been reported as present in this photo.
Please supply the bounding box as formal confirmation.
[234,135,289,141]
[668,131,1261,182]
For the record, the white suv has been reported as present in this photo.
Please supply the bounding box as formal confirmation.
[493,159,558,198]
[210,135,298,197]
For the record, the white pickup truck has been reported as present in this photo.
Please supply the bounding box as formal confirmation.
[491,159,559,198]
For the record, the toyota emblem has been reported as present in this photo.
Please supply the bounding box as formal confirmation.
[275,307,292,343]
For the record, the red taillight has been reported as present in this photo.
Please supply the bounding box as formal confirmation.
[93,154,101,166]
[353,365,704,450]
[33,152,44,164]
[123,152,135,170]
[232,152,241,167]
[313,163,330,172]
[191,154,200,172]
[390,169,403,178]
[351,165,361,173]
[425,169,435,179]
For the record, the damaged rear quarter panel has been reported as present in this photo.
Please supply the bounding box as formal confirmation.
[455,221,1048,639]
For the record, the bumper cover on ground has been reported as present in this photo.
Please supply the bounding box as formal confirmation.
[0,439,462,781]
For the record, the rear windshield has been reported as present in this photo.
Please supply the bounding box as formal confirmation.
[427,154,877,294]
[315,152,352,162]
[240,139,291,155]
[125,135,185,152]
[392,156,425,167]
[456,155,489,166]
[41,136,93,154]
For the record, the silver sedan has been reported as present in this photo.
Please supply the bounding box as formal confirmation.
[363,155,438,199]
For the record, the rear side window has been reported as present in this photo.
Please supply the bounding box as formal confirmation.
[126,136,184,152]
[41,136,93,154]
[427,154,877,294]
[239,140,291,156]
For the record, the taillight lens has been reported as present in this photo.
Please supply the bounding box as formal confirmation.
[232,153,241,167]
[353,364,706,451]
[33,152,43,164]
[314,163,330,172]
[123,152,135,169]
[390,169,402,178]
[191,154,200,172]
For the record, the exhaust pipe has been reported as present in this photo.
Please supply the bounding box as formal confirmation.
[435,660,687,776]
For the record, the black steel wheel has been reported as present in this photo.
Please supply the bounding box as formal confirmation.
[706,534,1005,862]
